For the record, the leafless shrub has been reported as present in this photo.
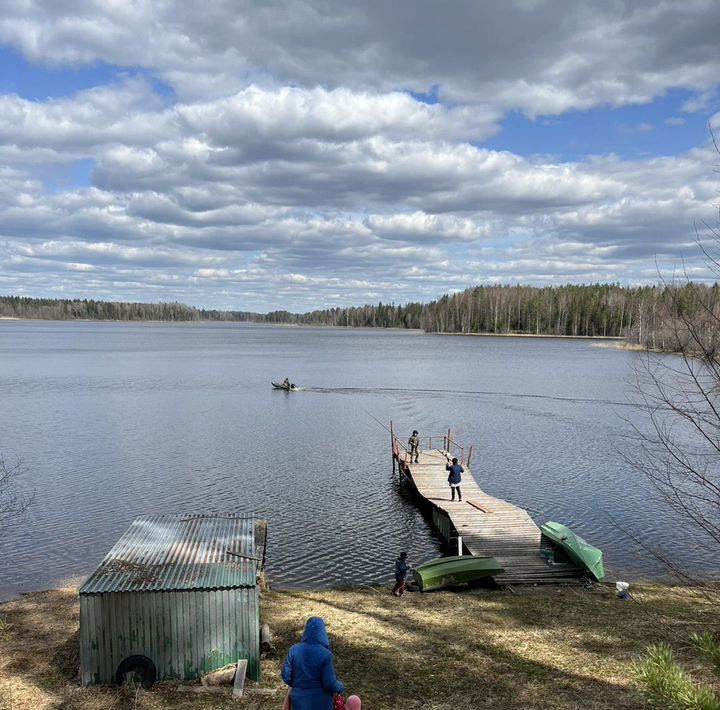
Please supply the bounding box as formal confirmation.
[0,455,34,538]
[624,129,720,603]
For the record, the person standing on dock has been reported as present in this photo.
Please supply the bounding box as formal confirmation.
[446,457,464,501]
[391,551,409,596]
[408,430,420,463]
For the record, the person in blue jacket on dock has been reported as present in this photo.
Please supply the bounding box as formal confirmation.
[446,456,464,501]
[281,616,345,710]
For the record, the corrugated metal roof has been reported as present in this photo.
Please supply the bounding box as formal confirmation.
[80,513,263,594]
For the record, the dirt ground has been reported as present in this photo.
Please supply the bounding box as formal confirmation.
[0,583,716,709]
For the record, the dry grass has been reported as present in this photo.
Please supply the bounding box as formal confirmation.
[0,583,716,709]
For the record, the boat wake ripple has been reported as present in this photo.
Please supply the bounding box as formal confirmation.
[306,386,638,409]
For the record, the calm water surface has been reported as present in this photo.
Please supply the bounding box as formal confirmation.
[0,320,716,599]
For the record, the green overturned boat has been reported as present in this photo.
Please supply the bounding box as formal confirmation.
[412,555,504,592]
[540,521,605,581]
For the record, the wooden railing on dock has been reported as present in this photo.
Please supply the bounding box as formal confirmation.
[390,421,473,469]
[390,422,582,585]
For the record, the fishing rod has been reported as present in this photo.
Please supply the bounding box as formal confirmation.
[357,405,394,436]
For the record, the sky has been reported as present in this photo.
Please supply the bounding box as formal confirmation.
[0,0,719,312]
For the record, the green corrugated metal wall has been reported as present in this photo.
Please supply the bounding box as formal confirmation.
[80,587,260,686]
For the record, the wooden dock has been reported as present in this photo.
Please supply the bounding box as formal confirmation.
[392,429,582,585]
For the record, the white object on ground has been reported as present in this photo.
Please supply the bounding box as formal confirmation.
[616,581,631,599]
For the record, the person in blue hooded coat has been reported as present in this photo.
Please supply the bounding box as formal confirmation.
[281,616,345,710]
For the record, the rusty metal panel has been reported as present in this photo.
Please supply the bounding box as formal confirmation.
[80,514,262,593]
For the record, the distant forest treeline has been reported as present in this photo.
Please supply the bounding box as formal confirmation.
[2,282,719,351]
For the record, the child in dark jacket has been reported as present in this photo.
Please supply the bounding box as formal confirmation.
[391,551,409,596]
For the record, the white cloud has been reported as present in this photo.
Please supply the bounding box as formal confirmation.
[0,84,717,308]
[365,213,491,242]
[65,262,94,271]
[1,1,719,113]
[0,78,169,158]
[681,87,719,113]
[177,86,499,144]
[0,1,719,309]
[17,240,228,267]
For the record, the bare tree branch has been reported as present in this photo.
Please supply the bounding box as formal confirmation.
[0,455,34,538]
[624,128,720,592]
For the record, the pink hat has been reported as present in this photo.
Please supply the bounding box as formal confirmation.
[346,695,361,710]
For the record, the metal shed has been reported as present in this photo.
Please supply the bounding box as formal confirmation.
[79,513,267,687]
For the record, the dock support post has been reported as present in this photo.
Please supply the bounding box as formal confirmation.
[457,535,463,556]
[390,420,397,476]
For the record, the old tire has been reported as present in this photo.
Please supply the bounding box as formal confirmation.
[116,655,157,688]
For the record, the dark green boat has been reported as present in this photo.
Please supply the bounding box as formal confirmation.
[540,521,605,581]
[412,555,504,591]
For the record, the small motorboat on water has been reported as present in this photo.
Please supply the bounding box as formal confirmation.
[271,381,298,391]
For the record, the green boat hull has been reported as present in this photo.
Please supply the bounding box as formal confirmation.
[540,521,605,581]
[412,555,504,591]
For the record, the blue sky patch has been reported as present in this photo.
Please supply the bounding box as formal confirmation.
[407,85,440,105]
[483,90,717,161]
[42,159,96,194]
[0,46,175,103]
[0,47,119,99]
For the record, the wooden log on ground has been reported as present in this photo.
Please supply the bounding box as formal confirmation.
[260,623,275,654]
[201,663,237,686]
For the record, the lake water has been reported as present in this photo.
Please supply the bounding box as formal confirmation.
[0,320,716,599]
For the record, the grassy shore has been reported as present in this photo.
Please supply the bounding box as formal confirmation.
[1,583,716,709]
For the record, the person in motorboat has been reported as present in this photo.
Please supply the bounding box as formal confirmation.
[283,377,291,388]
